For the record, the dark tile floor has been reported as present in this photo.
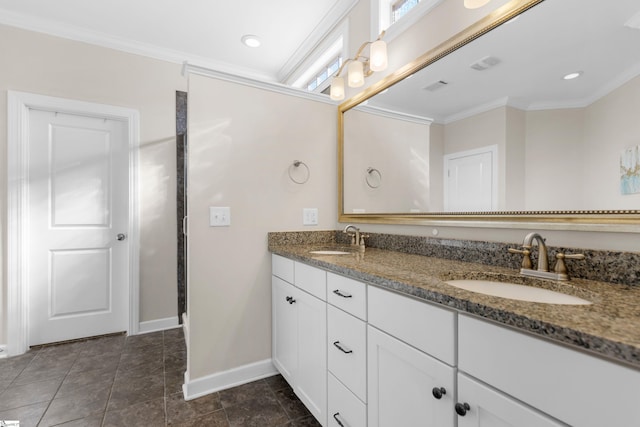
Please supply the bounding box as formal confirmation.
[0,329,321,427]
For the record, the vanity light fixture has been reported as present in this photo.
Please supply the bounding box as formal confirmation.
[330,31,388,101]
[464,0,491,9]
[241,34,261,48]
[563,71,583,80]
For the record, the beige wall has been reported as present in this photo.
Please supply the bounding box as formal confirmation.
[583,75,640,210]
[0,24,183,344]
[187,74,336,379]
[525,108,585,210]
[504,107,526,210]
[344,110,430,213]
[526,75,640,210]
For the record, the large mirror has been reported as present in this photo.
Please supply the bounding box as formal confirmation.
[339,0,640,228]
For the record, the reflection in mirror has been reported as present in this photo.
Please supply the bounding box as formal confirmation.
[342,0,640,217]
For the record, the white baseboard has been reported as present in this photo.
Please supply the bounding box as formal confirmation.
[0,344,7,359]
[137,316,180,334]
[182,359,278,401]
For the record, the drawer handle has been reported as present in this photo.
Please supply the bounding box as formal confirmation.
[432,387,446,399]
[455,402,471,416]
[285,296,296,304]
[333,289,352,298]
[333,412,346,427]
[333,341,353,354]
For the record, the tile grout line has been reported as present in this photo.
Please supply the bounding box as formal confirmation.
[100,337,127,427]
[35,344,86,427]
[266,378,299,426]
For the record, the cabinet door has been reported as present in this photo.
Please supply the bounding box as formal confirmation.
[368,326,455,427]
[296,289,327,426]
[457,374,564,427]
[272,276,298,384]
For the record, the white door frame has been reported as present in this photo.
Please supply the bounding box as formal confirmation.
[7,90,141,356]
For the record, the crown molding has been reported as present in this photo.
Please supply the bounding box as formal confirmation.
[277,0,359,83]
[0,8,277,83]
[183,62,337,106]
[528,65,640,111]
[354,104,433,125]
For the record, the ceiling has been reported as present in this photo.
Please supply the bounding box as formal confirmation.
[366,0,640,123]
[0,0,356,82]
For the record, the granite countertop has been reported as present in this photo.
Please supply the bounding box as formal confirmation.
[269,243,640,369]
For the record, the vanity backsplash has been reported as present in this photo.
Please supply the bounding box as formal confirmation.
[268,230,640,287]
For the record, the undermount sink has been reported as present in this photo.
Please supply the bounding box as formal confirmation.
[445,279,592,305]
[309,250,351,255]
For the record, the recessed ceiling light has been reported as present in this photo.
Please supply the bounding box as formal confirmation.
[563,71,583,80]
[464,0,491,9]
[241,35,261,48]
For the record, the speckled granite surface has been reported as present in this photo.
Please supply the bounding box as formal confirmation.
[268,231,640,368]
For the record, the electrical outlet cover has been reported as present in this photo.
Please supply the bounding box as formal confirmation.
[303,208,318,225]
[209,207,231,226]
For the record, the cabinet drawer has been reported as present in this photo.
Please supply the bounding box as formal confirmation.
[328,373,366,427]
[327,273,367,320]
[368,285,455,365]
[295,262,326,301]
[459,315,640,427]
[328,305,367,402]
[272,255,294,283]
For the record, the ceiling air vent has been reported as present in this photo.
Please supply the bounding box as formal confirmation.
[423,80,449,92]
[470,56,500,71]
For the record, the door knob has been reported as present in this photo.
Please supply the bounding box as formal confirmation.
[117,233,126,241]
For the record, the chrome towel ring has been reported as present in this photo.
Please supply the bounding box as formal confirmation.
[366,167,382,188]
[288,160,310,184]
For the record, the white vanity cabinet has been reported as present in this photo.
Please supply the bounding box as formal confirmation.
[272,254,640,427]
[458,314,640,427]
[367,286,456,427]
[271,255,327,426]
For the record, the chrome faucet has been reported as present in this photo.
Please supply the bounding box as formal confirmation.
[509,232,584,281]
[343,224,360,246]
[523,232,549,272]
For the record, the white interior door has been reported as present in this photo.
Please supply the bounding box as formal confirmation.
[27,109,129,346]
[444,145,497,212]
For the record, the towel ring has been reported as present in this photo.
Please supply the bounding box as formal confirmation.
[288,160,310,184]
[366,167,382,188]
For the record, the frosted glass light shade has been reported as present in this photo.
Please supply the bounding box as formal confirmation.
[330,76,345,101]
[464,0,490,9]
[369,40,388,72]
[348,61,364,87]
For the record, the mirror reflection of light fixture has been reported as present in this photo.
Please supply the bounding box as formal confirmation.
[464,0,491,9]
[330,31,387,101]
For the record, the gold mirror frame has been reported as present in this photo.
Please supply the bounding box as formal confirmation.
[338,0,640,231]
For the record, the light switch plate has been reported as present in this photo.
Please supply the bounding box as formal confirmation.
[303,208,318,226]
[210,207,231,226]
